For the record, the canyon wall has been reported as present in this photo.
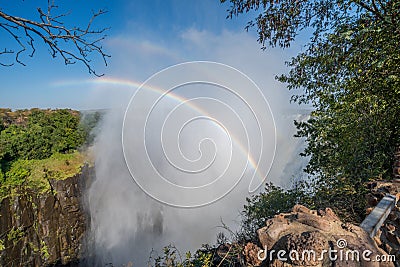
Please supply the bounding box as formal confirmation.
[0,165,93,266]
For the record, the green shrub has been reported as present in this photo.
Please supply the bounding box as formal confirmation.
[237,182,313,243]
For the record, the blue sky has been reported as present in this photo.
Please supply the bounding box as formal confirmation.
[0,0,303,110]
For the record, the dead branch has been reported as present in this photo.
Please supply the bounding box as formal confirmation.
[0,1,109,76]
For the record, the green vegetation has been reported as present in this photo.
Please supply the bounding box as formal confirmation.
[0,239,5,250]
[0,108,98,199]
[6,227,25,246]
[40,240,50,260]
[277,3,399,221]
[239,183,313,241]
[0,109,84,161]
[223,0,400,222]
[150,245,215,267]
[0,152,86,200]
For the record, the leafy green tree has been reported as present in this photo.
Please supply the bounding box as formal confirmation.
[222,0,400,221]
[222,0,399,48]
[279,6,399,221]
[0,109,86,161]
[0,124,26,161]
[48,110,85,154]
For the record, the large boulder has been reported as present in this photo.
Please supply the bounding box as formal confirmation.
[244,205,395,267]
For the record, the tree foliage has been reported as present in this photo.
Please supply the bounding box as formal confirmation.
[0,1,109,75]
[223,0,400,221]
[0,108,98,199]
[222,0,399,48]
[279,3,399,220]
[0,109,85,163]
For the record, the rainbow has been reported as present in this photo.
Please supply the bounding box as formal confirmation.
[52,76,267,190]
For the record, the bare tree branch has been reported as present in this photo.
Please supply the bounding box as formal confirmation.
[0,1,109,76]
[0,48,14,66]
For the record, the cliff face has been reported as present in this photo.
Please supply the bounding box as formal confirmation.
[0,165,92,266]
